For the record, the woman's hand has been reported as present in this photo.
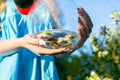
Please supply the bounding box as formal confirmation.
[54,7,93,59]
[73,7,93,50]
[21,35,67,56]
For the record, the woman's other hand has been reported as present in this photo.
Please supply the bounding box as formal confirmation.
[74,7,93,50]
[21,35,67,56]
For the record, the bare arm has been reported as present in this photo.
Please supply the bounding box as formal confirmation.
[0,38,23,56]
[0,35,67,57]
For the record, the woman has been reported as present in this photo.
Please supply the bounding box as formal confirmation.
[0,0,93,80]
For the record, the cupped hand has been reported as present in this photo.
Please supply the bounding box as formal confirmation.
[21,35,67,56]
[73,7,93,50]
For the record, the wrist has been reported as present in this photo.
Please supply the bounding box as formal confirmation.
[17,37,27,48]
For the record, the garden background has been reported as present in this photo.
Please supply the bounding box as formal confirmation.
[55,0,120,80]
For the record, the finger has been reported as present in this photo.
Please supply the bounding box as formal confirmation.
[25,34,39,45]
[76,29,85,47]
[81,8,93,27]
[78,7,93,27]
[78,17,89,38]
[78,25,87,41]
[38,47,66,55]
[77,11,91,34]
[77,8,92,33]
[27,44,67,55]
[78,7,93,29]
[28,37,39,45]
[77,8,90,27]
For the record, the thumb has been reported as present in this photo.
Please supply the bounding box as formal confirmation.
[25,34,39,45]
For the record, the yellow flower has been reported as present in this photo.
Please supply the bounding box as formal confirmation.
[112,53,119,64]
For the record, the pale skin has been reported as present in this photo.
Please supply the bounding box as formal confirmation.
[0,0,93,57]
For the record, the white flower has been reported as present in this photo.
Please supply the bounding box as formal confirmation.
[106,35,112,42]
[91,71,96,76]
[98,51,109,58]
[98,51,102,57]
[89,71,101,80]
[109,27,116,35]
[92,45,99,52]
[103,77,113,80]
[109,11,120,24]
[109,13,114,18]
[88,78,95,80]
[102,51,109,57]
[90,35,96,43]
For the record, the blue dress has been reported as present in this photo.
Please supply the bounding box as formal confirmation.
[0,1,59,80]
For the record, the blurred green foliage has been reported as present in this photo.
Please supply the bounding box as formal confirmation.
[56,11,120,80]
